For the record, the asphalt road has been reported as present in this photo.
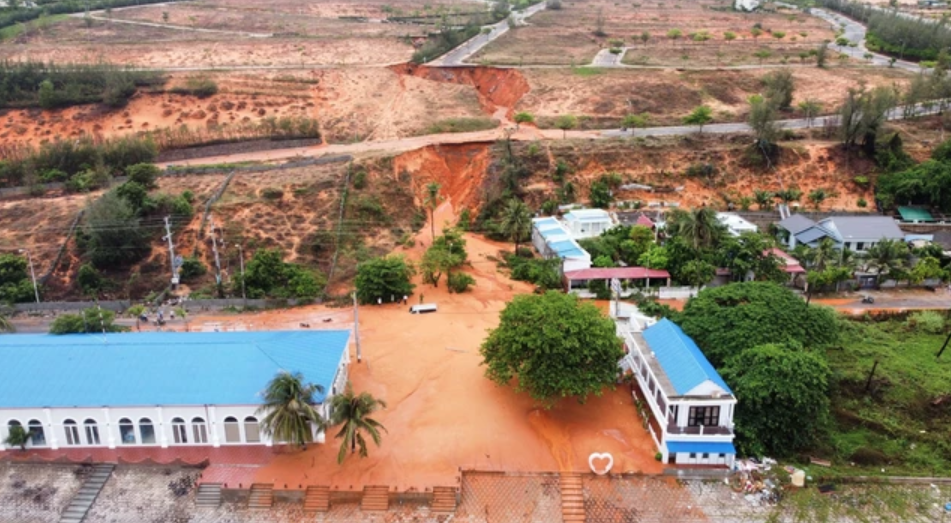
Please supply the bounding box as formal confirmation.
[430,1,547,67]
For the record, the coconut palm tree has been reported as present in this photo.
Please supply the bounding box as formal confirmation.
[257,371,326,449]
[4,425,29,450]
[330,383,387,464]
[0,313,14,333]
[863,239,909,284]
[423,182,443,242]
[499,199,532,255]
[667,207,725,251]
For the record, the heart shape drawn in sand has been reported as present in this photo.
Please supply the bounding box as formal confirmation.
[588,452,614,475]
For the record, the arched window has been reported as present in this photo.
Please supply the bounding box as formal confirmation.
[64,419,80,446]
[84,419,100,445]
[138,418,156,445]
[243,416,260,443]
[191,417,208,444]
[6,420,22,447]
[28,420,45,447]
[118,418,135,445]
[223,417,241,443]
[171,417,188,444]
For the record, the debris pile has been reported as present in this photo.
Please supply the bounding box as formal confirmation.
[727,458,796,506]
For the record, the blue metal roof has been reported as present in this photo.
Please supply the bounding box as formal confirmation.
[539,226,568,239]
[548,239,587,258]
[666,441,736,455]
[641,319,733,396]
[533,217,560,227]
[0,331,350,408]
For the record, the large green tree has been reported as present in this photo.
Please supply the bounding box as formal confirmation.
[354,255,416,304]
[330,383,387,464]
[80,190,151,268]
[0,253,33,304]
[678,282,838,368]
[239,248,325,300]
[480,291,624,405]
[721,343,831,457]
[258,371,326,449]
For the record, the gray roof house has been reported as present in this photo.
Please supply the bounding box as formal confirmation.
[777,215,904,252]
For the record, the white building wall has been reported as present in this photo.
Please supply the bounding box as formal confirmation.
[0,404,274,451]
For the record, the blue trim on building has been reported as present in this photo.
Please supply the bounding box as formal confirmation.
[666,441,737,455]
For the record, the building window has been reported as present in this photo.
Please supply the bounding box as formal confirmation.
[687,406,720,427]
[702,453,709,459]
[191,417,208,444]
[64,420,80,446]
[139,418,156,445]
[718,453,726,458]
[689,453,696,459]
[118,418,136,445]
[856,242,865,251]
[244,416,261,443]
[223,417,241,443]
[171,418,188,444]
[669,405,679,424]
[28,420,45,447]
[84,419,101,445]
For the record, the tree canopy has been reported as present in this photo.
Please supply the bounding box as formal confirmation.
[480,291,624,405]
[355,255,416,304]
[257,371,326,448]
[50,308,124,334]
[0,254,34,304]
[79,191,151,268]
[721,343,831,457]
[678,282,838,367]
[237,248,325,300]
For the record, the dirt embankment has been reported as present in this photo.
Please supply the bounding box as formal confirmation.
[390,64,530,119]
[392,141,493,216]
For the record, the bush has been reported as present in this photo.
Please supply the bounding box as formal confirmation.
[179,257,206,281]
[352,170,367,190]
[77,263,103,296]
[852,175,869,188]
[857,197,867,208]
[906,310,946,334]
[448,272,476,293]
[261,188,284,200]
[170,75,218,98]
[50,308,124,334]
[125,163,161,189]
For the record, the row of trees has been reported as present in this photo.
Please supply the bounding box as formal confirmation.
[0,61,164,109]
[819,0,951,60]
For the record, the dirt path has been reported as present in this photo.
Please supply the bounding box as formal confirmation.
[160,101,942,168]
[72,12,273,38]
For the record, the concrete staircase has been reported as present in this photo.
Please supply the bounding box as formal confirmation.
[360,485,390,512]
[195,483,222,508]
[303,485,330,513]
[248,483,274,509]
[559,473,585,523]
[59,464,115,523]
[431,486,457,514]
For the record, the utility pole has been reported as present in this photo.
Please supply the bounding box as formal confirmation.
[163,216,178,287]
[209,218,222,289]
[18,248,39,303]
[237,244,247,305]
[352,291,362,363]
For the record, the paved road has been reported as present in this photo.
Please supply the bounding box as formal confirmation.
[430,1,547,67]
[806,7,924,73]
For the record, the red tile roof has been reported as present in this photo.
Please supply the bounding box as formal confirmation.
[564,267,670,280]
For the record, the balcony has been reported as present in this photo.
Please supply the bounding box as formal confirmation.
[666,424,733,436]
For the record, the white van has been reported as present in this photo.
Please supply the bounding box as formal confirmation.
[409,303,438,314]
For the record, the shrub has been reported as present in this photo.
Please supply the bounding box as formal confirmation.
[261,188,284,200]
[853,175,869,188]
[352,170,367,190]
[857,197,867,208]
[906,310,946,334]
[179,257,207,281]
[448,272,476,293]
[125,163,160,189]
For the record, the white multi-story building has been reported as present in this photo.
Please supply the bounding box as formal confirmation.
[531,217,592,272]
[0,330,350,452]
[616,313,737,467]
[562,209,615,239]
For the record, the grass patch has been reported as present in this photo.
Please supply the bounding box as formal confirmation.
[425,117,498,134]
[571,66,605,77]
[0,14,68,40]
[815,318,951,476]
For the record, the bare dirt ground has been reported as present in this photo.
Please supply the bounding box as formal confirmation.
[473,0,836,66]
[519,66,911,127]
[187,203,663,490]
